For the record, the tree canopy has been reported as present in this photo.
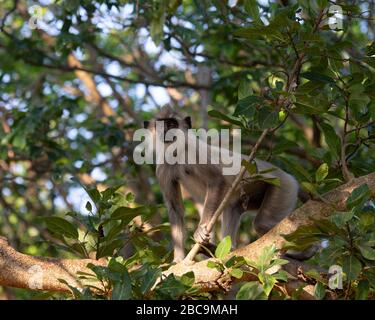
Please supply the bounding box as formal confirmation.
[0,0,374,300]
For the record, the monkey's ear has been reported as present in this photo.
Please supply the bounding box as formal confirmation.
[143,121,150,129]
[184,116,192,129]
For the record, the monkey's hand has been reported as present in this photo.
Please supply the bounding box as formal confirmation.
[193,224,210,245]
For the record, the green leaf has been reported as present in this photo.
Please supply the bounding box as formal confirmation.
[106,223,124,242]
[346,184,371,209]
[258,109,279,129]
[258,273,276,296]
[215,236,232,259]
[180,272,195,287]
[207,260,222,270]
[208,110,243,127]
[65,0,80,12]
[156,274,188,299]
[267,258,289,272]
[358,245,375,261]
[355,280,369,300]
[150,1,166,45]
[241,159,257,175]
[301,181,317,195]
[87,188,101,204]
[85,201,92,212]
[238,79,253,100]
[110,206,144,224]
[12,134,26,149]
[97,239,124,258]
[257,245,277,271]
[363,233,375,247]
[101,185,123,201]
[58,279,83,299]
[301,72,335,84]
[112,269,132,300]
[140,267,162,295]
[257,177,280,187]
[330,211,354,228]
[315,163,329,182]
[230,268,243,279]
[278,157,313,182]
[224,256,237,268]
[234,95,261,118]
[320,122,341,159]
[317,0,328,9]
[295,95,330,115]
[298,80,325,94]
[70,242,87,257]
[108,259,128,273]
[126,192,135,202]
[343,255,362,281]
[313,282,326,300]
[236,281,267,300]
[234,27,269,40]
[364,271,375,289]
[274,270,289,282]
[43,217,78,239]
[167,0,181,13]
[360,213,375,229]
[365,41,375,56]
[244,0,260,22]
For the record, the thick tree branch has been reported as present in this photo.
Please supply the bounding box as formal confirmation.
[0,237,106,293]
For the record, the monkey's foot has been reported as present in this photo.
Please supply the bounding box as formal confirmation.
[197,242,217,256]
[193,224,210,245]
[172,254,185,264]
[181,258,195,266]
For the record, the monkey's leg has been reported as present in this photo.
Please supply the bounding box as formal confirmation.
[197,202,216,243]
[193,184,224,245]
[253,181,298,236]
[168,210,186,262]
[221,203,243,248]
[159,178,186,263]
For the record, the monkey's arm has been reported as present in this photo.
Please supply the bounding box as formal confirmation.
[159,177,186,262]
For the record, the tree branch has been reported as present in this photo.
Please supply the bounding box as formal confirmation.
[0,237,106,293]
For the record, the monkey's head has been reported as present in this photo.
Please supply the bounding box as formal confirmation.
[143,106,192,144]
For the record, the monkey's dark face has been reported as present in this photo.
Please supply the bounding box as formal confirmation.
[143,116,192,144]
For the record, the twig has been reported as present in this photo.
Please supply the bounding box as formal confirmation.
[341,100,355,182]
[0,0,19,32]
[184,129,270,262]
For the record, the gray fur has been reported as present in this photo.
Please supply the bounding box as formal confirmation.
[149,107,299,262]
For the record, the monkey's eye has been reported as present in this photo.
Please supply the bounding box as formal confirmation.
[165,118,179,130]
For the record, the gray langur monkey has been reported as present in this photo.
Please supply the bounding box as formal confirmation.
[143,106,299,263]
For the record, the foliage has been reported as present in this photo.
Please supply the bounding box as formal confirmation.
[284,184,375,299]
[40,182,167,260]
[0,0,374,300]
[206,238,291,300]
[235,245,291,300]
[39,182,202,300]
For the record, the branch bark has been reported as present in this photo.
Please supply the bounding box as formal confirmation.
[0,237,106,293]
